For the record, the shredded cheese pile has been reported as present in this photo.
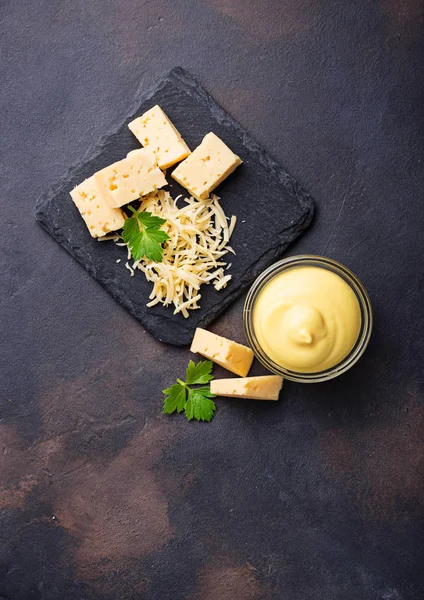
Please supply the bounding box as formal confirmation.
[121,190,236,318]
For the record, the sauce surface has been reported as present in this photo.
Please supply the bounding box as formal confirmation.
[252,266,361,373]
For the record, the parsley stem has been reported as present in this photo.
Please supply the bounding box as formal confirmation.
[177,378,189,389]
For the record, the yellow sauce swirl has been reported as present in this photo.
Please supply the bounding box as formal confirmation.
[252,266,361,373]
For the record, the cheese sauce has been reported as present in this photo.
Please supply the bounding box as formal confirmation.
[252,266,361,373]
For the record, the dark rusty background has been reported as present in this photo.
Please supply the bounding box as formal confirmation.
[1,1,424,599]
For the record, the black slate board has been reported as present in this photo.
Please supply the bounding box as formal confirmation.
[35,67,314,346]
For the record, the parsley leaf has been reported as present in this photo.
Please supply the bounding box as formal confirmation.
[162,360,216,422]
[185,360,214,385]
[192,386,216,397]
[185,389,216,422]
[133,228,169,262]
[162,384,187,414]
[122,206,169,262]
[134,209,167,230]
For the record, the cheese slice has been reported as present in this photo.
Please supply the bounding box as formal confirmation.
[128,105,191,169]
[70,175,125,238]
[172,132,242,200]
[94,149,167,208]
[210,376,283,401]
[191,327,254,377]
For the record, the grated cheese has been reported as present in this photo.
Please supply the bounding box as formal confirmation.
[214,275,232,291]
[97,234,120,242]
[121,190,236,317]
[229,215,237,238]
[125,261,135,276]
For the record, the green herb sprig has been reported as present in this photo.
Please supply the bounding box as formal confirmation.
[122,206,169,262]
[163,360,216,422]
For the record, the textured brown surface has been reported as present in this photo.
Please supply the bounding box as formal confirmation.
[1,0,424,599]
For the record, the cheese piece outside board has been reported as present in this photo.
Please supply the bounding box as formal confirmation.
[210,375,283,401]
[190,327,254,377]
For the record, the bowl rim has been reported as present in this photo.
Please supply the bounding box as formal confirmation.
[243,255,373,383]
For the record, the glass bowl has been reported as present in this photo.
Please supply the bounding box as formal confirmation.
[243,255,373,383]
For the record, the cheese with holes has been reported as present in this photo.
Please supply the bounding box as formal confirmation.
[70,175,125,238]
[190,328,254,377]
[172,132,242,200]
[94,149,167,208]
[210,376,283,401]
[128,105,191,169]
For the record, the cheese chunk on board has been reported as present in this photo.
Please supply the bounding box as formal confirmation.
[190,327,254,377]
[128,105,191,169]
[172,132,242,200]
[94,149,167,208]
[70,176,125,238]
[210,376,283,401]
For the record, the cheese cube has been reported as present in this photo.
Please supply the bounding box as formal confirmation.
[191,328,254,377]
[128,105,191,169]
[70,175,125,238]
[94,149,167,208]
[210,376,283,401]
[171,132,242,200]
